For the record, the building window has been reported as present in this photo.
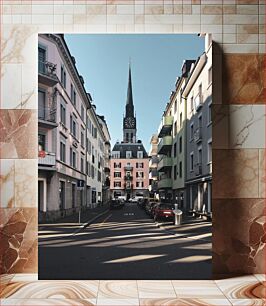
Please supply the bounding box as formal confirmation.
[174,121,177,137]
[180,112,183,128]
[98,170,101,182]
[208,103,212,124]
[174,165,177,180]
[136,162,144,168]
[60,142,66,162]
[190,152,194,171]
[38,134,46,151]
[208,67,212,85]
[81,130,84,147]
[179,136,182,153]
[126,151,132,158]
[190,123,194,140]
[81,157,84,173]
[38,90,46,119]
[71,184,76,208]
[81,105,84,121]
[173,142,177,158]
[70,115,77,138]
[38,47,46,73]
[208,140,212,163]
[179,161,182,178]
[114,182,121,188]
[59,181,65,210]
[136,172,144,178]
[61,66,66,88]
[174,100,177,113]
[198,147,202,164]
[190,95,194,113]
[137,151,143,159]
[70,148,76,168]
[114,172,121,178]
[136,181,144,188]
[114,162,121,168]
[199,83,202,100]
[60,103,66,125]
[199,114,202,128]
[112,151,120,159]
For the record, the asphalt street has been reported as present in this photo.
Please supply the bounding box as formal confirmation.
[38,203,211,280]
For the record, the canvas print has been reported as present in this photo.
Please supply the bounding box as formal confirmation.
[38,34,212,280]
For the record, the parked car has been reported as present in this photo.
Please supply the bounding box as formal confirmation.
[153,203,175,221]
[110,199,124,209]
[128,197,139,203]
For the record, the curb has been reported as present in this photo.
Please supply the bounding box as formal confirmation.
[72,209,110,235]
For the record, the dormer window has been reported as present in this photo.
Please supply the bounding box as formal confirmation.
[126,151,132,159]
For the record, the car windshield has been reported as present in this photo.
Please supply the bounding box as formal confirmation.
[159,203,174,210]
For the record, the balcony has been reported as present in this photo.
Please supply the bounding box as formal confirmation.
[38,60,59,87]
[38,152,56,168]
[149,169,158,179]
[194,127,202,143]
[124,165,133,171]
[158,178,172,189]
[157,136,173,155]
[158,116,174,138]
[157,156,172,172]
[149,156,159,168]
[194,94,203,111]
[38,107,58,129]
[194,163,202,176]
[124,175,133,181]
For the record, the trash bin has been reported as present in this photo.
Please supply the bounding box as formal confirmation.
[174,204,183,225]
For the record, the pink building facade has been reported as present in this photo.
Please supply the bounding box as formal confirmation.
[110,66,149,199]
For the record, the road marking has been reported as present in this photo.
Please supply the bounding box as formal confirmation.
[100,213,112,226]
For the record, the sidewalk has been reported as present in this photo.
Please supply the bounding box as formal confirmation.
[155,214,212,243]
[40,204,110,225]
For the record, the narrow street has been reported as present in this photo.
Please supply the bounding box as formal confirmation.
[39,203,211,280]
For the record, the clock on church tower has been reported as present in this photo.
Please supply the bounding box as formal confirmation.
[124,117,136,129]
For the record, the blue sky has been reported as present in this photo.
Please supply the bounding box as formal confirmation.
[65,34,204,150]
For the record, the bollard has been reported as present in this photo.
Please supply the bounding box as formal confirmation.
[174,204,182,226]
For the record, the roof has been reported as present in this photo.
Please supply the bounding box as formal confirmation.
[112,142,148,158]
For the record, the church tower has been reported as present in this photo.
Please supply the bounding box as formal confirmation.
[123,64,137,143]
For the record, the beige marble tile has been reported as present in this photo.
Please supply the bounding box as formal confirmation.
[172,280,225,298]
[0,160,15,208]
[229,105,265,149]
[0,299,96,305]
[254,274,266,283]
[96,299,139,305]
[229,300,266,306]
[1,64,22,109]
[140,298,232,305]
[212,149,259,198]
[14,160,37,208]
[1,281,99,299]
[137,281,176,298]
[98,281,138,299]
[0,110,37,159]
[215,280,265,299]
[11,274,38,282]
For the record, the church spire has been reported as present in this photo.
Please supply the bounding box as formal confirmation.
[125,62,134,117]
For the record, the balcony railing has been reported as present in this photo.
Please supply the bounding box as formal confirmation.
[158,116,174,138]
[124,175,133,181]
[194,163,202,176]
[124,165,133,171]
[38,107,57,124]
[157,156,172,172]
[157,136,173,155]
[38,60,59,87]
[158,178,172,189]
[38,152,56,167]
[194,127,202,143]
[194,94,203,111]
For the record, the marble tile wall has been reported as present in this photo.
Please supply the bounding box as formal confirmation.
[0,0,265,279]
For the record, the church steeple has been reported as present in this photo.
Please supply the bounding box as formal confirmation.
[123,62,137,143]
[125,64,134,117]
